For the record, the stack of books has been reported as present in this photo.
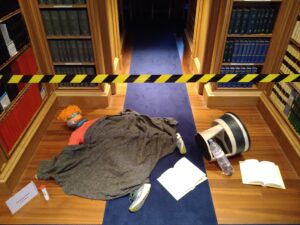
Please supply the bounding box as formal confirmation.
[281,44,300,74]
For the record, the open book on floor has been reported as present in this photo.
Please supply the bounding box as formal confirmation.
[239,159,285,189]
[157,157,207,200]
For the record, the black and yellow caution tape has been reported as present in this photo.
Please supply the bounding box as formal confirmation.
[0,74,299,83]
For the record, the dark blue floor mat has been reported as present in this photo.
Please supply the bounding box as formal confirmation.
[103,29,217,225]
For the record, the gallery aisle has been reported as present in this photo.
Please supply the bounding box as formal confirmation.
[103,28,218,225]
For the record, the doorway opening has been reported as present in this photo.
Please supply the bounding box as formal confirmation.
[118,0,197,71]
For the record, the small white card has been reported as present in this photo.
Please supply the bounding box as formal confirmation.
[5,181,39,214]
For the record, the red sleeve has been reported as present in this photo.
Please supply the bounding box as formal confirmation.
[68,119,97,145]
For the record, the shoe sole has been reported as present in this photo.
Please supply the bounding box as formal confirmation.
[129,184,151,212]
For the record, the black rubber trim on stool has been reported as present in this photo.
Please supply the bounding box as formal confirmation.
[219,113,246,154]
[226,112,251,151]
[195,133,212,161]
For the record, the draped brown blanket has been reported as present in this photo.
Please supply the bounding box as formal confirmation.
[37,109,178,200]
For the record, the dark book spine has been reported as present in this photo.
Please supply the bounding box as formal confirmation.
[78,10,90,35]
[266,7,275,33]
[38,0,48,4]
[69,40,79,61]
[58,10,70,35]
[228,9,237,34]
[87,41,94,61]
[49,10,62,35]
[73,0,86,4]
[228,39,234,62]
[49,40,60,62]
[223,41,229,62]
[67,10,80,35]
[247,8,257,34]
[261,7,270,33]
[232,39,239,62]
[41,10,54,35]
[257,8,265,33]
[63,0,74,4]
[233,9,243,34]
[77,40,85,62]
[240,9,249,34]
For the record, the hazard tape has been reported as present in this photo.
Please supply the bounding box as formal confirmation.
[0,74,299,83]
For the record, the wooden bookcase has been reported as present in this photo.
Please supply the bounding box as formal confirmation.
[266,10,300,142]
[0,1,49,167]
[200,0,300,107]
[18,0,121,107]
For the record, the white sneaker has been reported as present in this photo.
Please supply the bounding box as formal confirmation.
[129,183,151,212]
[176,133,187,154]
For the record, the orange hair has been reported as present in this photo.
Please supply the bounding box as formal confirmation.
[57,105,82,122]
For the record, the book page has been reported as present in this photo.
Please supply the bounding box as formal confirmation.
[157,157,207,200]
[259,162,285,189]
[173,157,207,185]
[240,159,264,185]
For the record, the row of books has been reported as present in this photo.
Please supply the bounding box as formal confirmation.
[0,0,19,19]
[0,14,29,66]
[291,21,300,44]
[41,9,90,36]
[228,7,277,34]
[281,44,300,74]
[55,65,96,74]
[56,66,97,87]
[0,47,38,114]
[270,83,300,135]
[0,68,19,114]
[0,85,42,154]
[223,38,270,63]
[218,66,258,88]
[5,14,29,51]
[38,0,86,4]
[49,40,94,62]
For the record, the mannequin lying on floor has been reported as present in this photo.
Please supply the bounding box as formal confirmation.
[36,105,187,212]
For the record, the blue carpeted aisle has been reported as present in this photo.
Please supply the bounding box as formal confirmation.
[103,29,217,225]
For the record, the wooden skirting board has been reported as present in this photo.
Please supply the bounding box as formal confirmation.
[203,83,261,107]
[0,93,57,194]
[257,93,300,176]
[55,84,112,108]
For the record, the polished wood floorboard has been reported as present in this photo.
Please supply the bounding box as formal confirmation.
[0,36,300,224]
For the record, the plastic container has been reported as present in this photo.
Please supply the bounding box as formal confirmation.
[208,139,233,176]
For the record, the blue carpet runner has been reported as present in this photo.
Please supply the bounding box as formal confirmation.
[103,29,217,225]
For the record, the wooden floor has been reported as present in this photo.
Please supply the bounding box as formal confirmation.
[0,36,300,224]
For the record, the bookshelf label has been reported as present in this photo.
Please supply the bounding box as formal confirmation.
[63,62,83,65]
[53,5,73,8]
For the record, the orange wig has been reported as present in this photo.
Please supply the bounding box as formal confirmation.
[57,105,82,122]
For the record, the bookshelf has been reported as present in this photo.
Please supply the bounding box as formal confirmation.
[268,12,300,139]
[218,0,281,90]
[0,0,49,160]
[201,0,299,106]
[36,0,101,89]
